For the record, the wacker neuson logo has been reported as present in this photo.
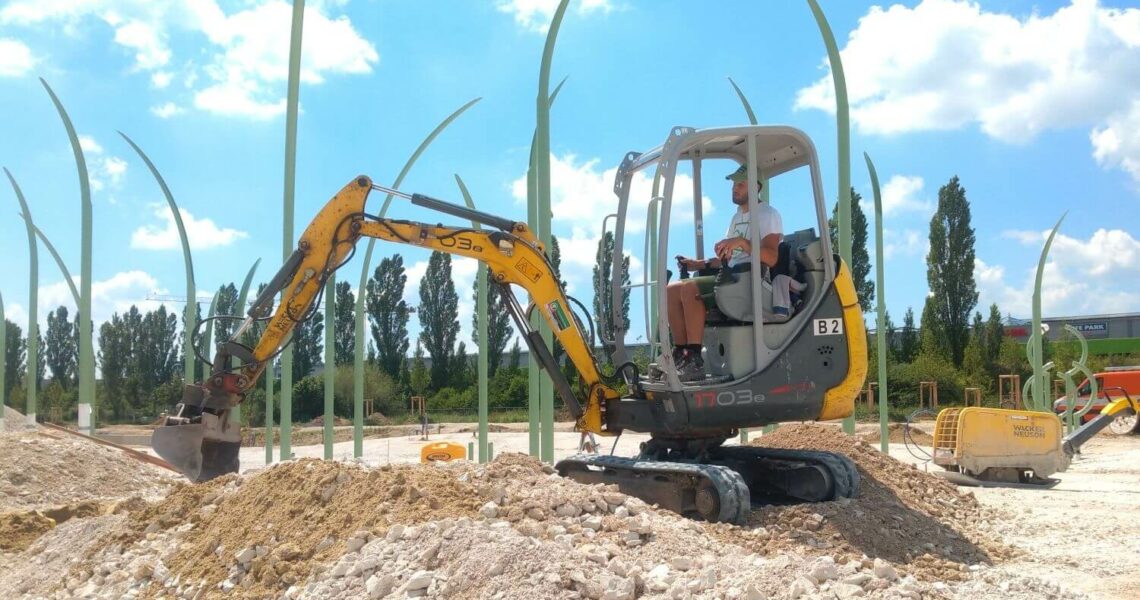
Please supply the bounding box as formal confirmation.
[1012,424,1046,438]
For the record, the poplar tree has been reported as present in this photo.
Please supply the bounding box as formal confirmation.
[418,251,459,390]
[898,307,919,363]
[213,283,239,343]
[45,306,77,388]
[367,255,410,379]
[593,232,631,352]
[472,266,513,376]
[926,176,978,367]
[5,320,25,399]
[333,281,356,365]
[829,187,873,311]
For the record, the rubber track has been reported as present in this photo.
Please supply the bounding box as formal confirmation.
[711,446,861,501]
[556,454,751,524]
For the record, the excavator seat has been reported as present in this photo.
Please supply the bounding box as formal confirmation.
[703,229,824,380]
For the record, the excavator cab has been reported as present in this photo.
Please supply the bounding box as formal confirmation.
[599,125,866,432]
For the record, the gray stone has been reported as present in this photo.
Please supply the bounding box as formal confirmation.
[346,537,367,553]
[670,557,693,571]
[788,577,816,599]
[834,582,867,598]
[808,556,838,583]
[234,548,256,565]
[872,558,898,582]
[582,516,603,531]
[744,584,767,600]
[366,574,394,598]
[480,502,499,518]
[405,570,434,591]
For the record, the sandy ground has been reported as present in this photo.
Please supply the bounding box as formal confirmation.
[884,433,1140,600]
[215,421,1140,600]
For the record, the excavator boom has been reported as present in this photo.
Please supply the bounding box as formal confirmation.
[153,176,618,481]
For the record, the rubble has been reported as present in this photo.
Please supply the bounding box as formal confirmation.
[0,423,1099,599]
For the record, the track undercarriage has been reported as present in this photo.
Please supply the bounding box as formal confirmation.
[555,436,860,524]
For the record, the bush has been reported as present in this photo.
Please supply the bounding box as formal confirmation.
[887,352,963,408]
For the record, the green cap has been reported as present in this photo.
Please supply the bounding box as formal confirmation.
[726,164,754,183]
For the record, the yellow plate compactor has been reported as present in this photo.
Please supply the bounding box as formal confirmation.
[931,392,1140,485]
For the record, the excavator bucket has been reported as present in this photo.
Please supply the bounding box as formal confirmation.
[152,408,241,482]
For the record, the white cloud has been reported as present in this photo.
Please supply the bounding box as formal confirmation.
[1091,99,1140,185]
[978,228,1140,316]
[78,135,103,154]
[130,205,249,250]
[510,153,713,235]
[191,1,380,119]
[8,271,172,334]
[150,70,172,88]
[113,18,169,70]
[496,0,613,33]
[872,175,934,217]
[796,0,1140,184]
[883,228,926,260]
[150,102,184,118]
[1,0,379,120]
[76,134,128,193]
[0,38,35,76]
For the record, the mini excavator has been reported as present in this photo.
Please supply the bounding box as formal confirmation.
[152,126,867,523]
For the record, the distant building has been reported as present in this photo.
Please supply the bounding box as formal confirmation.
[1002,312,1140,355]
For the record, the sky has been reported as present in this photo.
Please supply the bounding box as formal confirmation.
[1,0,1139,358]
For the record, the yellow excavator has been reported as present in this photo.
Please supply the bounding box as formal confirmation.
[152,126,867,523]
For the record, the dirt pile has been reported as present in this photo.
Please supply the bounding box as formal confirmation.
[0,445,1090,599]
[0,500,112,552]
[2,406,29,432]
[0,430,176,511]
[732,423,1015,581]
[860,423,934,445]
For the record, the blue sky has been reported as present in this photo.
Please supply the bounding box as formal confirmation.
[1,0,1139,356]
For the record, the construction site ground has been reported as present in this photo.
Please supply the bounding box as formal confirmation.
[2,409,1138,599]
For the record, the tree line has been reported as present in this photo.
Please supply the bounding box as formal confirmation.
[2,234,631,425]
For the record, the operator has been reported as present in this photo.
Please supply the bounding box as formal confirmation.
[665,164,783,381]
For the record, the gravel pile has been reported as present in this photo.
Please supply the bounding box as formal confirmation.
[0,430,177,511]
[0,426,1091,599]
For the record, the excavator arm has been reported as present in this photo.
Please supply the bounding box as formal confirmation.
[153,175,620,481]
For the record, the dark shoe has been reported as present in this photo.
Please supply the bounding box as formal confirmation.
[678,355,705,382]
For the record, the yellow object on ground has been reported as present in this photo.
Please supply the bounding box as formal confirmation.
[933,407,1069,482]
[420,442,466,463]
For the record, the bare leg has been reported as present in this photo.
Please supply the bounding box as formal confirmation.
[682,285,707,345]
[666,281,694,345]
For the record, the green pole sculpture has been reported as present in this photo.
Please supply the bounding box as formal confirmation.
[7,170,38,426]
[119,132,197,431]
[1026,214,1066,412]
[865,152,889,453]
[526,153,540,457]
[19,220,80,309]
[324,274,335,459]
[202,295,219,373]
[278,0,307,462]
[806,0,856,434]
[455,174,489,463]
[41,79,95,434]
[1,292,6,429]
[231,259,261,425]
[534,0,570,464]
[354,98,482,458]
[265,364,274,464]
[727,76,774,441]
[524,77,568,458]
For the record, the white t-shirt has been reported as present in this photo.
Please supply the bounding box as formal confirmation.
[724,203,782,268]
